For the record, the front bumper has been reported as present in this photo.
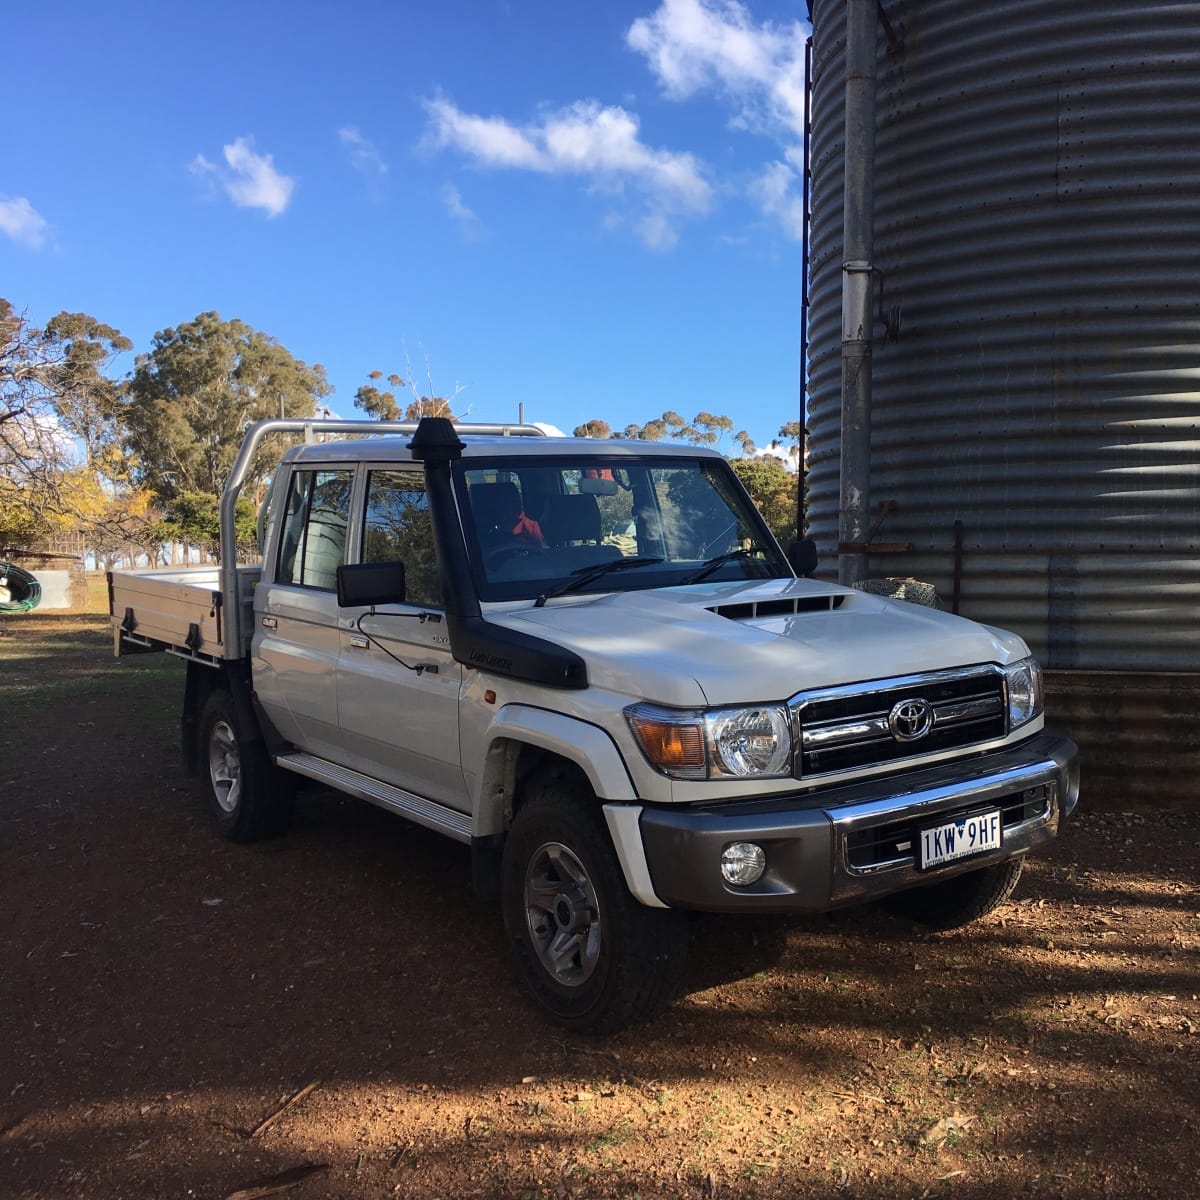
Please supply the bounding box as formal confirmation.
[633,732,1078,912]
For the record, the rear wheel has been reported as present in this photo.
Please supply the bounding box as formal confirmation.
[199,690,294,842]
[883,858,1024,930]
[500,767,687,1033]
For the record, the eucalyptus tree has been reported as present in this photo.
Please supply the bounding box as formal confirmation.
[0,298,132,551]
[571,408,802,546]
[353,368,458,422]
[122,311,331,501]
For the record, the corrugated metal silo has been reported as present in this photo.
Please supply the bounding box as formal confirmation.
[806,0,1200,804]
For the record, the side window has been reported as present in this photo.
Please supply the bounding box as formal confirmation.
[362,470,442,608]
[276,469,353,590]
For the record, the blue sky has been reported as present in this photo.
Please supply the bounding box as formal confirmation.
[2,1,811,450]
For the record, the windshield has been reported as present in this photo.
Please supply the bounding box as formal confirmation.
[454,454,790,602]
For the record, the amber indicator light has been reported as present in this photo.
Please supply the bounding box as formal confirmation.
[629,714,704,769]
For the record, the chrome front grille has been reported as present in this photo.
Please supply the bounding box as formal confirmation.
[791,666,1008,777]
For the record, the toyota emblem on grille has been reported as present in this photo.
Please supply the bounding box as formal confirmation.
[888,698,934,742]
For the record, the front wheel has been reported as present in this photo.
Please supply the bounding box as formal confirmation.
[500,769,687,1033]
[199,690,294,842]
[882,858,1024,931]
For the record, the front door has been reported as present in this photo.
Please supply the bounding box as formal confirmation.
[335,467,467,812]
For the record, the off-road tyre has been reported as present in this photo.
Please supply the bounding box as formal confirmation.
[500,767,688,1034]
[883,858,1024,931]
[199,689,295,843]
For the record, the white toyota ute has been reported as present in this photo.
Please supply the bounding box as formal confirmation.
[110,417,1078,1032]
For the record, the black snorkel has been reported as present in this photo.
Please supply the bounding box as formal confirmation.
[410,417,587,689]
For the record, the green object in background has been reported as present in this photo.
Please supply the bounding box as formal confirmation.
[0,562,42,613]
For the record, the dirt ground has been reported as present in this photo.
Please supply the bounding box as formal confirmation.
[1,614,1198,1200]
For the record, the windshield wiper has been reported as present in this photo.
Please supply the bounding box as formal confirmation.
[680,546,763,586]
[534,556,665,608]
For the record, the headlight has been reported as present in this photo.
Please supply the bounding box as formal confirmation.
[706,706,792,778]
[626,703,793,780]
[1004,656,1044,730]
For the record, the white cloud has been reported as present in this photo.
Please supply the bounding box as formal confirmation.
[422,2,813,247]
[627,0,809,138]
[0,196,48,248]
[628,0,811,239]
[541,103,711,213]
[441,184,485,241]
[339,126,389,176]
[190,137,295,217]
[636,213,679,253]
[750,161,805,240]
[424,95,711,248]
[425,98,545,170]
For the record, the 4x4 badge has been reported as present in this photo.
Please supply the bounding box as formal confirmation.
[888,698,934,742]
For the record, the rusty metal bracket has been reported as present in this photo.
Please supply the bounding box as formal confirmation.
[873,267,902,344]
[838,500,912,555]
[878,1,904,54]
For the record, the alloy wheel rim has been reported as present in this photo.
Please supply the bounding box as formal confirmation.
[208,720,241,814]
[523,841,601,986]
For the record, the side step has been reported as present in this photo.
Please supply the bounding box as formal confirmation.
[276,752,472,843]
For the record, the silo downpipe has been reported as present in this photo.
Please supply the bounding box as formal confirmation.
[838,0,879,587]
[799,32,813,540]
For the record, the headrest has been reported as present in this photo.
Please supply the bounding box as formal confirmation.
[543,493,601,545]
[470,481,523,526]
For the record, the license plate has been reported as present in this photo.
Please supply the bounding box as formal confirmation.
[918,809,1002,870]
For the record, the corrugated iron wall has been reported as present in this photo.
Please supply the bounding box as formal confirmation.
[806,0,1200,674]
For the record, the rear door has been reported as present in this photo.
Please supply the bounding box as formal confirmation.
[253,465,354,760]
[334,466,467,811]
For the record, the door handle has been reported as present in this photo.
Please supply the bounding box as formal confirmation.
[261,616,278,629]
[349,635,369,650]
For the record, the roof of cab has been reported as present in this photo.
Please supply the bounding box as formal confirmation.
[280,433,725,465]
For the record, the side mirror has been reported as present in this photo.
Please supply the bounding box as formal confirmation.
[337,561,407,608]
[787,539,818,578]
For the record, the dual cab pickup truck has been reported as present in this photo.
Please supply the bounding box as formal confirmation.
[110,417,1078,1032]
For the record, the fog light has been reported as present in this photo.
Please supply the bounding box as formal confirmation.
[720,842,766,886]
